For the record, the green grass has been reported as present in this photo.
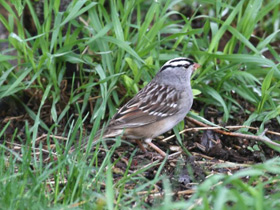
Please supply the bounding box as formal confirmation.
[1,0,280,209]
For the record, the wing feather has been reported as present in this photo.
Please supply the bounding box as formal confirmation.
[108,81,181,130]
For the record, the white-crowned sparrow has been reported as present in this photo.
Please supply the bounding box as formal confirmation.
[73,57,200,156]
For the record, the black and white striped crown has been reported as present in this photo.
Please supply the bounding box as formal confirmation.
[160,57,194,72]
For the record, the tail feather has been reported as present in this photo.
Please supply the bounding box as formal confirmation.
[69,127,123,153]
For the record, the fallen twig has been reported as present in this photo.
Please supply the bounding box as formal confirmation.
[163,121,280,143]
[186,117,280,147]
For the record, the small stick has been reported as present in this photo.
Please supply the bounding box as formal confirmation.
[186,117,280,147]
[162,126,220,142]
[225,125,280,136]
[163,124,280,142]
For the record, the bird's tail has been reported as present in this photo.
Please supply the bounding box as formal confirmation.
[69,126,125,153]
[68,128,107,153]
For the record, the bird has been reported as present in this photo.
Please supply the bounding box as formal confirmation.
[71,57,200,156]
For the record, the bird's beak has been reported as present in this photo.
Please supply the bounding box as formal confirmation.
[193,63,201,71]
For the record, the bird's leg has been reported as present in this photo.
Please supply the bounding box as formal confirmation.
[136,140,147,153]
[145,139,166,157]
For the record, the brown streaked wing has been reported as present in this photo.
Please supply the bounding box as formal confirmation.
[108,82,181,130]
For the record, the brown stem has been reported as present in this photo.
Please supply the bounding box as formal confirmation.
[186,117,280,147]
